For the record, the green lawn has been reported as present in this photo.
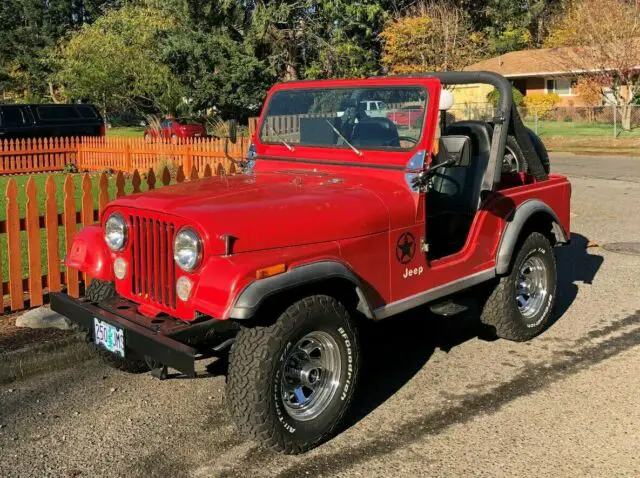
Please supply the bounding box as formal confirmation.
[523,120,640,138]
[0,172,155,283]
[107,126,145,138]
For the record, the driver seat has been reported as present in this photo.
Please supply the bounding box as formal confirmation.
[350,118,401,148]
[427,120,493,257]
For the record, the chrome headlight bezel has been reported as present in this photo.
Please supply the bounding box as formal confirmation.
[173,227,202,272]
[104,213,128,252]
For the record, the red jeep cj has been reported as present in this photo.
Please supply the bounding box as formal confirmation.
[52,72,571,454]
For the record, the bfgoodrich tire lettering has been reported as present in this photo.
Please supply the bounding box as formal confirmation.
[226,295,360,454]
[481,232,557,341]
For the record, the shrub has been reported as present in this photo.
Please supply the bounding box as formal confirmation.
[154,157,178,180]
[64,162,78,173]
[487,87,524,107]
[523,92,561,118]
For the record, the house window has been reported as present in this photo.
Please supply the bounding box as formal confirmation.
[545,78,575,96]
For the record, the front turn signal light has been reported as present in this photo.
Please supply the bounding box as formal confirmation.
[255,264,286,280]
[114,258,127,280]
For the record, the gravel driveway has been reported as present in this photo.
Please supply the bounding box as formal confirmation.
[1,153,639,477]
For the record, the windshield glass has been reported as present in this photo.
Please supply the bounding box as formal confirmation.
[260,86,427,151]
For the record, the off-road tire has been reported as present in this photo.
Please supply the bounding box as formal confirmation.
[227,295,360,454]
[85,280,150,374]
[480,233,556,341]
[504,130,550,175]
[503,135,528,174]
[526,129,550,174]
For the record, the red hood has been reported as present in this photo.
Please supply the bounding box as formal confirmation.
[107,170,403,255]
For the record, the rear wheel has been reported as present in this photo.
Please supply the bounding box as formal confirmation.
[227,295,360,454]
[480,232,557,341]
[85,280,150,374]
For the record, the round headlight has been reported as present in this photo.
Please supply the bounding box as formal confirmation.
[174,228,202,272]
[105,213,127,251]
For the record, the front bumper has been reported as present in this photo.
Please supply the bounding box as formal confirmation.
[50,293,236,377]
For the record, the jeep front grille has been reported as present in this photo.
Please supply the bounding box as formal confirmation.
[129,215,177,309]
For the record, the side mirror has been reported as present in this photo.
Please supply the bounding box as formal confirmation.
[438,90,455,111]
[227,119,238,144]
[439,135,472,168]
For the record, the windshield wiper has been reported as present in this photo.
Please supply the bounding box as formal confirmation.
[325,120,363,157]
[268,125,294,152]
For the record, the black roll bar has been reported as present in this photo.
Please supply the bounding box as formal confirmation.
[377,71,547,191]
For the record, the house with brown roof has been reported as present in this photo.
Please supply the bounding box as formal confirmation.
[459,45,637,106]
[464,47,583,105]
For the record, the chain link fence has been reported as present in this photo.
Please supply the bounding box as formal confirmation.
[448,103,640,139]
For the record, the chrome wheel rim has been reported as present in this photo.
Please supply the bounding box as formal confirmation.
[502,146,520,173]
[280,331,342,422]
[516,256,549,320]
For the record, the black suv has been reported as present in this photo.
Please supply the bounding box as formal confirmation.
[0,104,104,139]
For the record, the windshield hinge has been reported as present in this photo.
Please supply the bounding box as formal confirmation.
[420,237,429,253]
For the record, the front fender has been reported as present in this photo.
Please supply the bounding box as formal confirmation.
[65,225,115,281]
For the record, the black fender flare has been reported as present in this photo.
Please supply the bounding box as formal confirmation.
[228,261,375,320]
[495,199,569,275]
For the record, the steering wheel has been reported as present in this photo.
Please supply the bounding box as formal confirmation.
[398,136,418,146]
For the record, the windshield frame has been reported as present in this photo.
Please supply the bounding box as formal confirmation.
[258,85,429,153]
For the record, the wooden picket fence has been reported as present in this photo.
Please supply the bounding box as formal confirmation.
[77,136,251,174]
[0,137,80,174]
[1,163,222,315]
[0,136,252,176]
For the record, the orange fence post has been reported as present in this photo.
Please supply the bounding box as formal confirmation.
[45,176,61,294]
[161,166,171,186]
[25,178,43,307]
[64,176,79,298]
[6,179,24,310]
[184,144,193,176]
[132,170,141,193]
[116,171,126,198]
[176,165,185,183]
[190,165,199,181]
[99,172,109,214]
[125,142,132,172]
[147,169,156,190]
[81,174,93,287]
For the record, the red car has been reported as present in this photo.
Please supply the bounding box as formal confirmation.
[387,105,425,127]
[52,72,570,454]
[144,117,207,142]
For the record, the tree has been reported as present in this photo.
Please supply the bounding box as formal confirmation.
[479,0,562,53]
[545,0,640,130]
[303,1,391,79]
[56,4,184,117]
[380,1,486,74]
[0,0,122,101]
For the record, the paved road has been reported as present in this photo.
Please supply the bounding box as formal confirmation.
[2,156,640,477]
[550,152,640,182]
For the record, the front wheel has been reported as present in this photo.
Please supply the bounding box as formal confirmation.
[480,232,557,341]
[226,295,360,454]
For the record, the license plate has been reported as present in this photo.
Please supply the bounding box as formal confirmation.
[94,318,125,357]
